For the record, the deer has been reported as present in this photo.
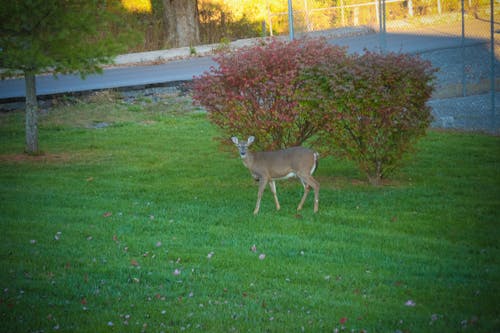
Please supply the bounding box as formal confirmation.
[231,136,320,215]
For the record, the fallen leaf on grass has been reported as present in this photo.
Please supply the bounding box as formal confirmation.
[405,300,416,307]
[103,212,112,218]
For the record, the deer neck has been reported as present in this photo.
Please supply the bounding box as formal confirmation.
[241,151,255,170]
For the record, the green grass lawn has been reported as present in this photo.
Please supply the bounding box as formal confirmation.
[0,92,499,332]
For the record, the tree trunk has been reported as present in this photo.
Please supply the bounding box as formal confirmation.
[24,70,39,154]
[163,0,200,48]
[367,161,383,186]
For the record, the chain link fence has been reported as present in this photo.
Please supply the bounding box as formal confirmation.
[267,0,498,133]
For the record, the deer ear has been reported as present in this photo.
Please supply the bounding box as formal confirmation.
[247,136,255,144]
[231,137,239,144]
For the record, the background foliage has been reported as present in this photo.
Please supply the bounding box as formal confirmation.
[112,0,492,52]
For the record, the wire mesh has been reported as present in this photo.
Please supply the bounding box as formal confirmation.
[268,0,498,132]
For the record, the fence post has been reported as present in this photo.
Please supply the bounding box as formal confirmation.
[341,0,345,26]
[490,0,496,131]
[461,0,466,97]
[288,0,295,40]
[304,0,312,31]
[379,0,386,52]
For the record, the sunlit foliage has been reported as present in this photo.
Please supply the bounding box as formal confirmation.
[33,0,492,53]
[121,0,152,13]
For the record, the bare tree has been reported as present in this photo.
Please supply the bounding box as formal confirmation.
[163,0,200,47]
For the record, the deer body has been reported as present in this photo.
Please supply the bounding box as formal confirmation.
[232,136,320,215]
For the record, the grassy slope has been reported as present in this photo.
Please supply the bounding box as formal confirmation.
[0,94,499,332]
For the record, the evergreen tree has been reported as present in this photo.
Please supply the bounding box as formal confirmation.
[0,0,132,154]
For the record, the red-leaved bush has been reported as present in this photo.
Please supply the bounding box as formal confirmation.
[300,51,437,185]
[191,38,348,150]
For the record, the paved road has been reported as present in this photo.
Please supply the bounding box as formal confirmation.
[0,57,216,100]
[0,19,495,100]
[329,31,485,53]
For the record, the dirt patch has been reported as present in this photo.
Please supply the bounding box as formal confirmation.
[0,152,74,164]
[317,175,408,189]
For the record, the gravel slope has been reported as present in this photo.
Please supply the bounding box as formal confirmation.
[420,43,499,134]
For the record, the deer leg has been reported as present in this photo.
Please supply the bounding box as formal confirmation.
[254,178,268,215]
[297,175,320,213]
[269,181,281,211]
[310,176,320,213]
[297,180,310,211]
